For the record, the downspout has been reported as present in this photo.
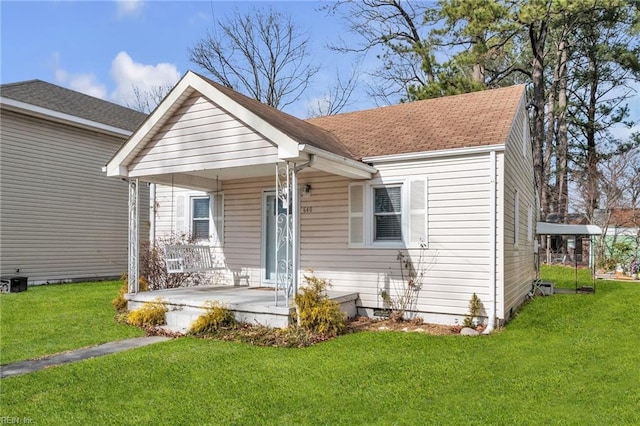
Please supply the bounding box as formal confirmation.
[484,150,498,334]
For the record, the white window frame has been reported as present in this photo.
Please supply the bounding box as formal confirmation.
[190,196,212,241]
[188,193,224,246]
[349,178,428,249]
[372,184,404,244]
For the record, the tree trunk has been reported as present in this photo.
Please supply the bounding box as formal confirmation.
[529,22,548,221]
[556,37,569,223]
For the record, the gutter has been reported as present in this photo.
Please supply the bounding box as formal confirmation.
[484,150,498,334]
[300,144,377,174]
[0,97,133,137]
[363,144,505,164]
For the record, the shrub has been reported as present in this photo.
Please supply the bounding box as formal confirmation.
[294,272,346,337]
[127,298,167,327]
[462,293,482,329]
[112,275,149,313]
[189,302,237,335]
[380,242,435,322]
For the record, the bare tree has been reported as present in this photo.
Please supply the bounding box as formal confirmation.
[574,148,640,262]
[189,7,319,110]
[306,67,360,118]
[126,83,173,113]
[324,0,436,104]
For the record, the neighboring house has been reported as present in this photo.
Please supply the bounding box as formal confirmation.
[106,71,536,327]
[602,208,640,265]
[0,80,148,284]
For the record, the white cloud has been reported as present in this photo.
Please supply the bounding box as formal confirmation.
[109,51,181,106]
[116,0,144,19]
[52,52,107,99]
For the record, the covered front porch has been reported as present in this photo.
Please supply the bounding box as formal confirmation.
[127,285,359,331]
[105,71,375,325]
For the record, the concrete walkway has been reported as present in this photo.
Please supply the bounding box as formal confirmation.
[1,336,171,379]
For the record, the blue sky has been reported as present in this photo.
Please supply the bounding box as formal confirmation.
[1,0,374,117]
[1,0,637,133]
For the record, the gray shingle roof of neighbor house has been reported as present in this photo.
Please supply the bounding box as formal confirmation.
[0,79,147,132]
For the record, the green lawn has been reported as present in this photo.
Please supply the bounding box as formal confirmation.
[0,281,143,365]
[1,271,639,425]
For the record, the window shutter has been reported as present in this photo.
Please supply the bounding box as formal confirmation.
[349,183,365,246]
[175,194,185,235]
[212,193,224,246]
[409,179,427,245]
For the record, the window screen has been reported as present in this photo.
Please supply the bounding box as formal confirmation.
[374,186,402,241]
[192,197,210,240]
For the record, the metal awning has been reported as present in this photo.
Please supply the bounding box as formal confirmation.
[536,222,601,236]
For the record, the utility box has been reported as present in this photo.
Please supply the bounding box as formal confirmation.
[540,281,554,296]
[0,276,28,293]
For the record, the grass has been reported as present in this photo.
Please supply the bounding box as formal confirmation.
[1,270,639,424]
[540,263,594,289]
[0,281,143,365]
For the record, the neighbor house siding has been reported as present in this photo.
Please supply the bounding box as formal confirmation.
[128,93,278,177]
[501,101,536,320]
[0,109,148,283]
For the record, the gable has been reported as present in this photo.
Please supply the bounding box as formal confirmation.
[127,93,278,177]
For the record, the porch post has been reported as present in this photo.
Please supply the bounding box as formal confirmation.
[275,162,297,307]
[128,178,139,294]
[291,166,299,297]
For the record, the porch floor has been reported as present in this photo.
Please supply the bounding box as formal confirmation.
[126,285,359,331]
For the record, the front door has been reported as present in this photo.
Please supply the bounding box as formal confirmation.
[263,192,278,284]
[262,190,293,286]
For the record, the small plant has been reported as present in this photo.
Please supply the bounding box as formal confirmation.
[127,298,167,327]
[189,302,237,335]
[463,293,482,329]
[294,272,346,337]
[112,274,149,313]
[381,242,435,322]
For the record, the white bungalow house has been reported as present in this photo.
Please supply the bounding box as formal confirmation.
[0,80,148,284]
[106,71,536,330]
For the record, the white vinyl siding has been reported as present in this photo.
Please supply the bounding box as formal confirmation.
[304,154,494,322]
[502,100,537,321]
[127,93,279,177]
[0,109,148,283]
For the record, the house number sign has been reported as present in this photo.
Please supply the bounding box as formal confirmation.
[301,206,312,214]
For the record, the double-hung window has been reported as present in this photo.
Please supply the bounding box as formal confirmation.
[191,197,210,240]
[349,179,426,248]
[374,186,402,241]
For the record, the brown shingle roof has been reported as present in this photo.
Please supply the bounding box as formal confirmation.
[609,208,640,227]
[307,85,526,159]
[195,73,356,159]
[1,79,147,132]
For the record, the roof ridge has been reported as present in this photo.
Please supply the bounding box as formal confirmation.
[192,71,358,159]
[0,79,42,90]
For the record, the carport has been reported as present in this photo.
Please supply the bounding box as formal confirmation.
[536,222,602,293]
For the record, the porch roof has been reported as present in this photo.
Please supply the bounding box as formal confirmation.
[105,71,374,182]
